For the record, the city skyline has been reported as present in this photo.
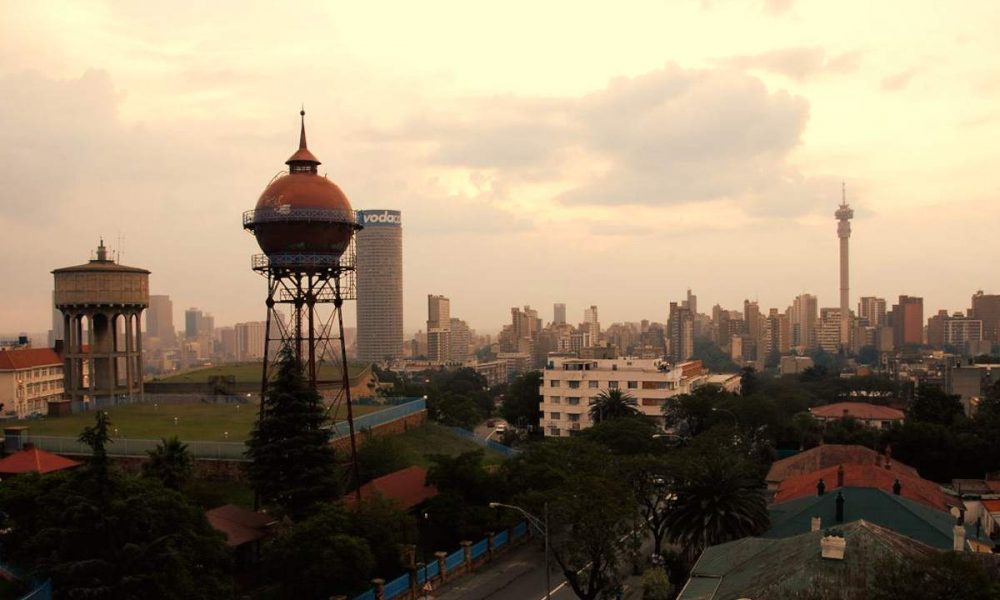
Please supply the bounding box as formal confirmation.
[3,1,1000,334]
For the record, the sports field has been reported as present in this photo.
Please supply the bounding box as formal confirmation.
[11,401,382,442]
[154,362,369,384]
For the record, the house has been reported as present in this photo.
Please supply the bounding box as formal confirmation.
[343,465,438,511]
[677,521,939,600]
[766,444,919,491]
[0,347,65,418]
[206,504,277,565]
[808,402,904,429]
[0,443,81,476]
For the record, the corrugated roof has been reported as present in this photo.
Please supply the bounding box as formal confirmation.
[679,520,938,600]
[205,504,276,547]
[774,463,953,512]
[0,348,62,371]
[766,488,991,551]
[810,402,905,421]
[767,444,919,485]
[343,465,438,510]
[0,446,80,474]
[982,499,1000,513]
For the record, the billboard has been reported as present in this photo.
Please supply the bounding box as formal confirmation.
[357,210,402,228]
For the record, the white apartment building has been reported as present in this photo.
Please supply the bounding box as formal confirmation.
[539,356,714,437]
[0,348,65,418]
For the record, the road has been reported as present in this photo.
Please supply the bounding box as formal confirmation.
[433,533,654,600]
[472,418,509,442]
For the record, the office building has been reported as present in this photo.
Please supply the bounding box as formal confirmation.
[235,321,266,360]
[791,294,818,350]
[890,296,923,348]
[449,318,471,363]
[858,297,887,328]
[583,305,600,340]
[356,209,403,362]
[147,294,175,343]
[817,308,845,354]
[553,303,566,326]
[944,318,983,349]
[683,289,698,316]
[426,294,450,363]
[667,302,694,363]
[970,291,1000,343]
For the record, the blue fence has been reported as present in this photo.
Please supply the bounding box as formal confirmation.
[352,521,527,599]
[448,427,521,458]
[328,399,426,440]
[383,573,411,599]
[471,539,489,559]
[19,581,52,600]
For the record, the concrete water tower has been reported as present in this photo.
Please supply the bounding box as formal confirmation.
[242,110,364,489]
[52,240,150,407]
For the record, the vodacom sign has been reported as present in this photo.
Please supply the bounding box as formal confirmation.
[359,210,402,227]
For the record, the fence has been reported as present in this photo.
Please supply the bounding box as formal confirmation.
[447,427,521,458]
[326,398,426,440]
[0,560,52,600]
[352,520,530,600]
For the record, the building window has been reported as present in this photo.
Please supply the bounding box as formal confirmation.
[567,397,581,405]
[641,398,662,406]
[608,381,619,389]
[550,380,560,388]
[550,396,561,404]
[549,427,560,436]
[627,381,638,389]
[550,412,561,420]
[568,413,580,422]
[588,396,598,405]
[568,380,581,389]
[588,381,599,388]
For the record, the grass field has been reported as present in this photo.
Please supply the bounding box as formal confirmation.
[11,401,383,442]
[391,422,506,467]
[153,362,369,384]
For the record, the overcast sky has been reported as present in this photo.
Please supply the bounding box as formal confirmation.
[2,1,999,337]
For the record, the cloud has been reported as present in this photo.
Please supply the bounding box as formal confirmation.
[881,69,917,91]
[718,47,861,81]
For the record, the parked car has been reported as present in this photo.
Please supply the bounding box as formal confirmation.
[495,423,507,433]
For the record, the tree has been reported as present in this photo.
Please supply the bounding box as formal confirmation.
[245,347,339,520]
[909,384,963,426]
[692,336,739,372]
[0,465,231,598]
[582,416,663,456]
[263,503,375,598]
[588,389,639,423]
[502,370,542,429]
[143,436,193,491]
[740,366,759,397]
[79,409,113,487]
[661,386,734,437]
[664,451,769,563]
[641,567,671,600]
[857,345,879,365]
[621,454,675,557]
[356,433,408,484]
[424,450,499,543]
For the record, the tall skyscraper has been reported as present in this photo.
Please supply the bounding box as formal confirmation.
[147,294,175,342]
[583,305,600,340]
[970,291,1000,343]
[683,289,698,316]
[427,294,450,362]
[356,209,403,362]
[449,317,471,362]
[858,297,887,327]
[890,295,923,348]
[667,302,694,362]
[553,303,566,326]
[791,294,818,350]
[835,184,854,349]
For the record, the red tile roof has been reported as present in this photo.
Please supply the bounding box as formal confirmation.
[773,463,955,512]
[767,445,919,485]
[205,504,276,547]
[810,402,905,421]
[344,465,438,510]
[982,499,1000,514]
[0,348,62,371]
[0,446,81,474]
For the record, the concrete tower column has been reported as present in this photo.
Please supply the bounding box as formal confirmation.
[835,184,854,350]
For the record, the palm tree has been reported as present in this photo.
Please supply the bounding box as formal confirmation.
[664,454,769,563]
[588,389,639,423]
[143,436,194,491]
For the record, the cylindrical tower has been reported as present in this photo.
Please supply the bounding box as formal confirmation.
[355,210,403,363]
[835,184,854,351]
[243,110,364,496]
[52,241,150,408]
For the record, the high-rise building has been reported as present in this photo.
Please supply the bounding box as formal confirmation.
[944,318,983,349]
[791,294,818,350]
[147,294,175,343]
[835,185,854,349]
[234,321,266,360]
[356,209,403,362]
[858,297,887,328]
[970,291,1000,343]
[47,291,65,347]
[890,295,923,348]
[583,305,600,340]
[427,294,450,362]
[667,302,694,362]
[449,318,471,362]
[817,308,844,353]
[553,303,566,326]
[683,289,698,316]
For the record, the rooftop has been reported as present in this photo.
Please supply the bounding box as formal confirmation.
[205,504,277,547]
[774,463,956,512]
[343,465,438,510]
[809,402,905,421]
[0,445,81,475]
[767,444,919,486]
[0,347,63,371]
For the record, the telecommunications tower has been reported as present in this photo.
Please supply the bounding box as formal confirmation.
[835,183,854,351]
[243,110,363,492]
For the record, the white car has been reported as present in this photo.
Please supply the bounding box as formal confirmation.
[495,423,507,433]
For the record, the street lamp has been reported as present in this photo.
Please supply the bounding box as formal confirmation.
[422,511,431,600]
[490,501,550,600]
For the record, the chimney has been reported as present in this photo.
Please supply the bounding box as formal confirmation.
[953,525,966,552]
[817,478,826,496]
[837,464,845,488]
[835,490,845,523]
[811,516,821,532]
[892,479,901,495]
[820,531,846,560]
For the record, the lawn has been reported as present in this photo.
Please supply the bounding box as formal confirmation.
[392,422,506,467]
[12,401,383,442]
[153,362,369,384]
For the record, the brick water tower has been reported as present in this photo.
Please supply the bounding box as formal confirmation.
[52,240,150,407]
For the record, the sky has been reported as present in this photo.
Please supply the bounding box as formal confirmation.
[2,0,999,337]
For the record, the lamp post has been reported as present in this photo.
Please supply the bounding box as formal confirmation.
[490,501,550,600]
[422,511,430,600]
